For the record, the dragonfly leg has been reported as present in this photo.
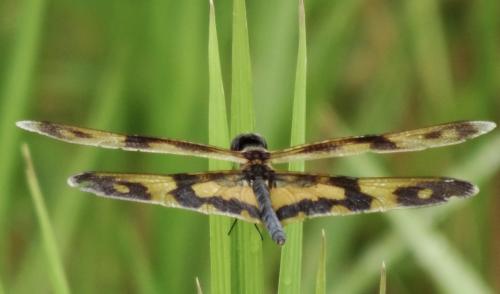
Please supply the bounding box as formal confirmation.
[227,219,238,236]
[253,224,264,241]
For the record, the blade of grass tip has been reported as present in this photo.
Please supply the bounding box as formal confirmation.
[252,1,297,139]
[278,0,306,293]
[231,0,262,293]
[331,233,403,294]
[379,261,386,294]
[315,230,326,294]
[208,1,232,293]
[21,144,70,294]
[231,0,255,133]
[196,277,203,294]
[0,0,46,268]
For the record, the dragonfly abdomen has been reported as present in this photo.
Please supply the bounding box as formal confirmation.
[252,177,286,245]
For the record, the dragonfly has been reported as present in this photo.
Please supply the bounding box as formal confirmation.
[17,120,495,245]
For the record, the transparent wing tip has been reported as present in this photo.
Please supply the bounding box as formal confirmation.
[16,120,40,131]
[472,121,496,135]
[67,172,90,187]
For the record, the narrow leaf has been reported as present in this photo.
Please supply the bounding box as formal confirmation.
[21,144,70,294]
[208,0,232,293]
[231,0,256,134]
[315,230,326,294]
[230,0,263,293]
[278,0,307,293]
[379,261,386,294]
[196,277,203,294]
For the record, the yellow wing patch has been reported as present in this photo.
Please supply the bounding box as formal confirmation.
[271,173,478,224]
[68,171,261,223]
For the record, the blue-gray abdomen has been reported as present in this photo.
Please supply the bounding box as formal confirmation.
[252,177,286,245]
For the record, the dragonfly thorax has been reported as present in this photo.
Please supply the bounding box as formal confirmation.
[230,133,268,151]
[243,163,274,181]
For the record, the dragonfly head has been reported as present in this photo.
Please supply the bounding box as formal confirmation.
[231,133,268,151]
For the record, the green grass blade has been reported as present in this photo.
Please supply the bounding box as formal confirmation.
[332,233,401,294]
[12,51,128,294]
[278,1,307,293]
[21,144,70,294]
[0,0,46,268]
[231,0,255,134]
[379,262,386,294]
[315,230,326,294]
[196,277,203,294]
[208,1,232,293]
[230,0,262,293]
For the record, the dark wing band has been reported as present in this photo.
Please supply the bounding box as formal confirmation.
[68,171,260,223]
[17,121,246,163]
[270,172,478,224]
[270,121,496,163]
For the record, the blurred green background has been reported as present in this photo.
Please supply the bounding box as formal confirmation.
[1,0,499,293]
